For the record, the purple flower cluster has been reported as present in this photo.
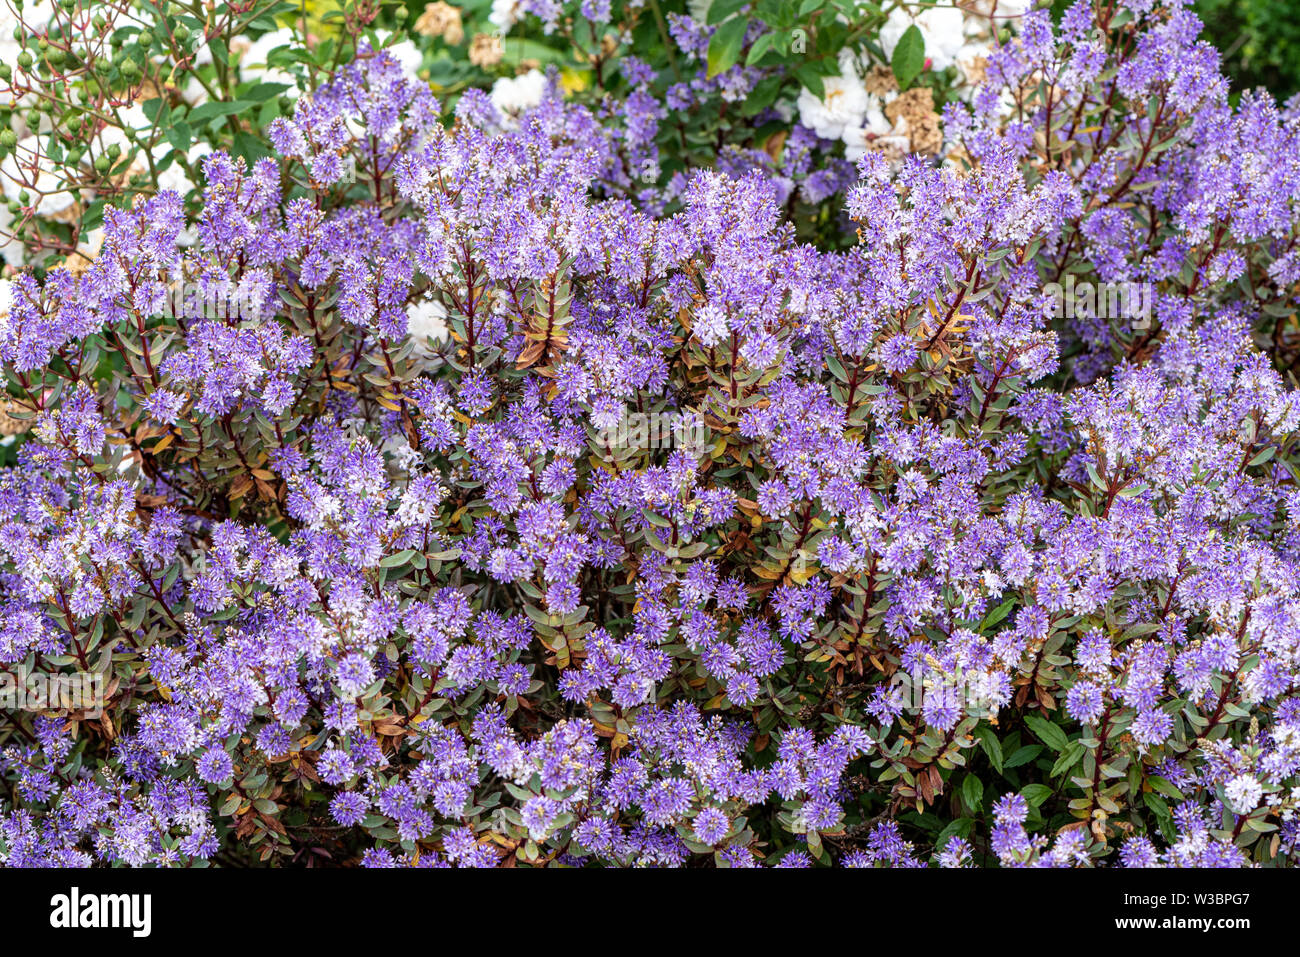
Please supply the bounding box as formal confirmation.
[3,2,1300,868]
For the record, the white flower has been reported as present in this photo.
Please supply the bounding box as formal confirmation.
[880,2,966,73]
[388,39,423,77]
[840,93,896,162]
[796,64,869,142]
[407,299,449,357]
[489,69,547,125]
[0,136,76,216]
[955,41,992,89]
[489,0,522,34]
[1225,773,1264,814]
[373,30,424,78]
[971,0,1030,23]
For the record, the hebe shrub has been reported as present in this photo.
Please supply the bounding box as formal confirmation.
[2,1,1300,867]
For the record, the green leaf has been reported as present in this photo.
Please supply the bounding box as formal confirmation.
[1024,714,1070,753]
[502,38,567,65]
[1020,783,1052,807]
[746,31,776,66]
[1148,775,1184,801]
[188,100,252,127]
[975,725,1004,774]
[1143,790,1174,841]
[380,548,418,568]
[707,17,748,78]
[1049,740,1085,777]
[164,121,193,154]
[979,598,1016,632]
[707,0,749,23]
[890,24,925,89]
[243,82,290,103]
[961,774,984,812]
[140,97,169,125]
[1003,743,1045,764]
[208,36,228,67]
[741,75,782,115]
[793,64,825,98]
[232,131,272,165]
[933,816,974,852]
[1248,447,1275,468]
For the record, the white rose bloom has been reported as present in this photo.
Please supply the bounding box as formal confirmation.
[489,0,522,34]
[972,0,1030,22]
[955,40,992,92]
[490,69,547,126]
[840,94,895,162]
[388,40,423,77]
[371,30,424,78]
[1,136,76,216]
[880,3,967,73]
[796,64,869,142]
[407,299,449,357]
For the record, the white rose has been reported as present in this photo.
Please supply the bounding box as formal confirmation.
[796,64,869,141]
[489,0,522,34]
[97,104,151,159]
[407,299,449,357]
[372,30,424,78]
[955,40,992,92]
[388,39,423,77]
[880,3,967,73]
[840,94,894,162]
[490,69,547,126]
[180,76,210,107]
[972,0,1031,23]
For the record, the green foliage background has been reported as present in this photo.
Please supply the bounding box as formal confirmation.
[1196,0,1300,99]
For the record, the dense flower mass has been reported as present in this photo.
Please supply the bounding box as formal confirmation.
[1,0,1300,869]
